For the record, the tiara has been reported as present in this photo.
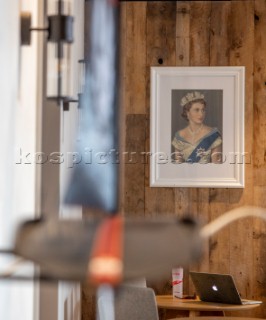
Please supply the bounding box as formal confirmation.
[180,91,205,107]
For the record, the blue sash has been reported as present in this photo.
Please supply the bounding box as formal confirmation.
[187,131,220,163]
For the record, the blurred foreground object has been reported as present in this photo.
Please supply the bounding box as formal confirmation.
[3,205,266,285]
[13,216,202,284]
[200,206,266,239]
[64,0,120,213]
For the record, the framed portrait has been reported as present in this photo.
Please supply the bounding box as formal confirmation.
[150,66,245,188]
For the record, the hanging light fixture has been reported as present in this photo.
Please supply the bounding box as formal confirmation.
[20,0,80,107]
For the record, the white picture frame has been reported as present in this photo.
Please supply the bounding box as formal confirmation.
[150,66,245,188]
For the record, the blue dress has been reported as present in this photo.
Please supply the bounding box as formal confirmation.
[172,128,222,164]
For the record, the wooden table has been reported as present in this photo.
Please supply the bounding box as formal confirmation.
[156,295,261,317]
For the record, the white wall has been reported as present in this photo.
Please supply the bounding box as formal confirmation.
[0,3,22,320]
[0,1,19,249]
[15,0,43,219]
[0,0,43,320]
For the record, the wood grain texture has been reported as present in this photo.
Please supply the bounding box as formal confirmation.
[207,1,230,278]
[118,2,266,320]
[124,2,147,114]
[81,286,96,320]
[146,1,176,67]
[189,1,211,66]
[119,2,127,214]
[254,0,266,186]
[144,1,177,300]
[187,1,212,285]
[123,114,146,216]
[253,187,266,318]
[210,1,231,66]
[174,0,191,227]
[253,1,266,318]
[176,2,190,66]
[173,5,209,293]
[145,1,176,221]
[228,3,254,317]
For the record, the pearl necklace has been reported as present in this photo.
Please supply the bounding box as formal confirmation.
[188,124,203,143]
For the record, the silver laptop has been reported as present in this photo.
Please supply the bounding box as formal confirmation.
[190,272,262,305]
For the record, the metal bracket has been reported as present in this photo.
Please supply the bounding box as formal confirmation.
[20,12,73,46]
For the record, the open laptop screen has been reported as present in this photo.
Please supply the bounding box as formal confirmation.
[190,272,261,305]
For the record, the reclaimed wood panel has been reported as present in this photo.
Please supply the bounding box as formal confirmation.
[146,1,176,68]
[174,1,191,222]
[144,3,177,314]
[187,2,212,292]
[176,1,190,66]
[174,2,193,297]
[228,3,254,317]
[210,1,231,66]
[123,114,146,216]
[190,1,211,66]
[119,1,266,320]
[254,0,266,186]
[81,286,96,320]
[145,1,176,220]
[120,2,147,216]
[119,2,127,213]
[253,1,266,318]
[253,187,266,318]
[208,1,231,277]
[124,2,147,115]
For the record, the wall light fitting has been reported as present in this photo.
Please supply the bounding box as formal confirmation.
[20,0,77,107]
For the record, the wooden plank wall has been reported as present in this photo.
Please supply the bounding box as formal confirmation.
[120,1,266,319]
